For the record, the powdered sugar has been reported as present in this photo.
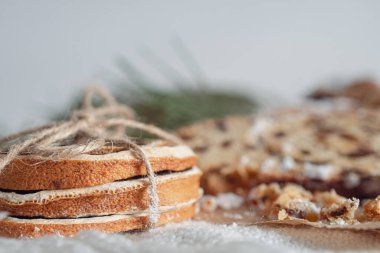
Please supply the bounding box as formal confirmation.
[344,172,361,189]
[261,158,278,172]
[282,143,294,154]
[289,199,321,214]
[239,155,251,166]
[329,218,346,226]
[0,220,378,253]
[250,118,272,138]
[215,193,244,210]
[303,163,334,180]
[281,156,296,171]
[200,193,244,212]
[222,212,243,219]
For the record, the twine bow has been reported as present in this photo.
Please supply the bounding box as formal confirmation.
[0,85,182,227]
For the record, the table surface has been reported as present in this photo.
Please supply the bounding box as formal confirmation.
[1,209,379,253]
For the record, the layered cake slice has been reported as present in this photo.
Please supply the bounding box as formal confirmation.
[0,142,201,238]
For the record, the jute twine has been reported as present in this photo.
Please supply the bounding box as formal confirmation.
[0,85,182,228]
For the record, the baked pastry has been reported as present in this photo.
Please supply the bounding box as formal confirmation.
[176,116,254,194]
[0,144,197,191]
[247,183,360,225]
[0,163,201,218]
[0,142,201,238]
[0,203,196,238]
[0,86,202,238]
[177,107,380,198]
[309,80,380,108]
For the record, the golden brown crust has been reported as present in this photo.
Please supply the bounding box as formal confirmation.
[0,204,196,238]
[0,155,197,191]
[0,171,201,218]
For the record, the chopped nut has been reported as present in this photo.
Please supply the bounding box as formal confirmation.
[200,195,218,212]
[320,198,359,224]
[278,209,289,220]
[247,183,281,210]
[314,189,347,207]
[286,199,320,221]
[247,183,360,224]
[363,196,380,221]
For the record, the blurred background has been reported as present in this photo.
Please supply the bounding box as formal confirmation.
[1,0,380,134]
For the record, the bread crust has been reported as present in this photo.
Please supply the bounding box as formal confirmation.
[0,168,201,218]
[0,145,197,191]
[0,203,196,238]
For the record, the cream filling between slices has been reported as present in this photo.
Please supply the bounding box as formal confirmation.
[0,167,201,204]
[3,198,198,224]
[78,145,195,161]
[0,144,195,161]
[73,189,202,218]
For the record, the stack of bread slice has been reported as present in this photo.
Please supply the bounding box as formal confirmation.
[0,141,201,238]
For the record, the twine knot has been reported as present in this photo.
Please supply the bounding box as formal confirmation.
[0,85,182,228]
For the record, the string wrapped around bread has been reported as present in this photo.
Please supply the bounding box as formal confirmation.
[0,85,182,228]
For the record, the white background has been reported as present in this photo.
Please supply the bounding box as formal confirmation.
[1,0,380,133]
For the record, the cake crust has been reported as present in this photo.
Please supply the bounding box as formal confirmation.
[0,168,201,218]
[0,203,196,238]
[0,144,197,191]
